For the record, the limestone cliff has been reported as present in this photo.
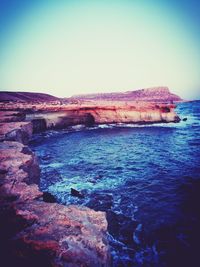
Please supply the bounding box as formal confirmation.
[24,102,180,132]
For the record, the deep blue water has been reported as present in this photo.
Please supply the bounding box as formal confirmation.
[31,101,200,267]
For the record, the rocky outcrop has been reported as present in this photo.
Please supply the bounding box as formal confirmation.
[0,102,180,132]
[0,121,33,144]
[25,103,180,131]
[12,203,109,267]
[0,141,40,186]
[77,103,180,124]
[0,119,110,266]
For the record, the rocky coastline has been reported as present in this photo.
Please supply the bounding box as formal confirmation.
[0,100,180,266]
[0,110,110,267]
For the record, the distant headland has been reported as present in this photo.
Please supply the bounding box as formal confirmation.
[0,86,182,103]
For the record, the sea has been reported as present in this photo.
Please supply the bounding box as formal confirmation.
[30,101,200,267]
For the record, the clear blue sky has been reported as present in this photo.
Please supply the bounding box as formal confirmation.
[0,0,199,99]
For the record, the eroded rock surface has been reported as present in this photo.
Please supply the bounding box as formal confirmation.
[13,202,109,267]
[0,121,33,144]
[23,102,180,131]
[0,119,110,266]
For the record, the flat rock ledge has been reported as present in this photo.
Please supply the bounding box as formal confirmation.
[0,116,110,266]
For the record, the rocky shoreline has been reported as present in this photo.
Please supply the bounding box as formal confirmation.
[0,102,180,266]
[0,110,110,267]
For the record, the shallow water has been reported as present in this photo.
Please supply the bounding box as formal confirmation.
[31,101,200,267]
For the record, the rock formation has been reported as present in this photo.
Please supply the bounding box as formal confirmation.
[0,121,33,144]
[0,115,110,266]
[23,102,180,132]
[0,103,180,132]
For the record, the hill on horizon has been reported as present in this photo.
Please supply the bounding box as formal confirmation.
[71,86,182,102]
[0,86,182,103]
[0,91,59,102]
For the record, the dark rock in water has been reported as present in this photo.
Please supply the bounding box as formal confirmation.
[43,192,56,203]
[107,210,138,247]
[87,193,113,211]
[71,188,84,198]
[183,117,187,121]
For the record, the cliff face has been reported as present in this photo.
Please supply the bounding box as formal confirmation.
[0,115,110,266]
[0,121,33,144]
[78,103,180,124]
[0,101,180,132]
[24,102,180,132]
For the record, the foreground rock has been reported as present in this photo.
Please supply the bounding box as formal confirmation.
[13,202,109,266]
[0,128,110,266]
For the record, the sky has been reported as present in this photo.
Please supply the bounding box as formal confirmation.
[0,0,199,99]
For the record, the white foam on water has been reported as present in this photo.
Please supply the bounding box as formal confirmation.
[47,162,64,168]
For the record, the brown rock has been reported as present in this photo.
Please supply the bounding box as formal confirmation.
[0,135,110,266]
[71,188,85,198]
[0,121,33,144]
[0,111,26,122]
[0,141,40,185]
[13,202,110,266]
